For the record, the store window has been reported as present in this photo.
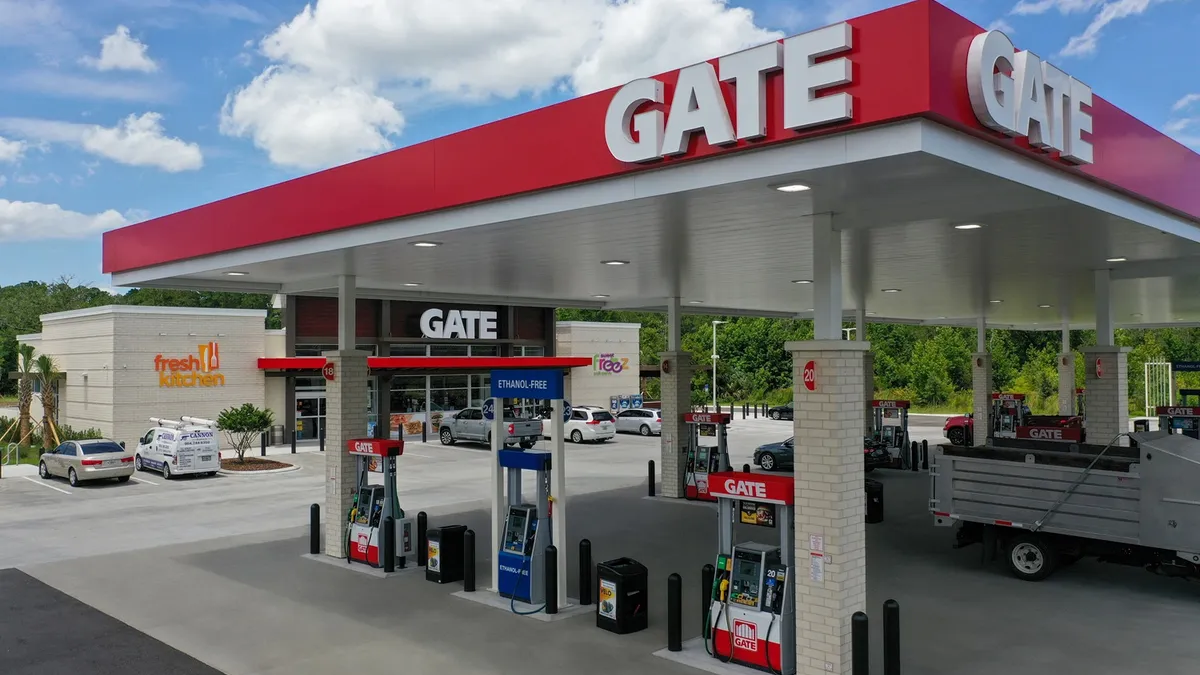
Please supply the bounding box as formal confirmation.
[389,344,428,356]
[430,344,469,356]
[430,375,469,413]
[469,374,492,407]
[469,345,499,357]
[390,376,427,414]
[516,345,545,357]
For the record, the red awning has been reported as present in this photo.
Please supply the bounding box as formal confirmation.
[258,356,593,371]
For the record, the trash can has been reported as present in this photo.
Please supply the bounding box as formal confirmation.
[1134,418,1150,433]
[864,479,884,524]
[596,557,648,634]
[426,525,467,584]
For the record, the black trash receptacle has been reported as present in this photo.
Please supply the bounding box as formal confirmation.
[596,557,648,634]
[864,479,884,524]
[1134,418,1150,433]
[426,525,467,584]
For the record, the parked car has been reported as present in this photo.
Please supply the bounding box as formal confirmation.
[943,413,972,446]
[767,403,794,421]
[135,418,220,479]
[39,439,134,486]
[615,408,662,436]
[753,437,894,473]
[544,406,616,443]
[439,407,542,448]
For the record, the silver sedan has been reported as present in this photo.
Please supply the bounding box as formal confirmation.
[38,439,135,487]
[615,408,662,436]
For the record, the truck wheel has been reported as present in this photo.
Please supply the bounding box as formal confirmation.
[1006,533,1058,581]
[947,427,966,446]
[440,429,455,445]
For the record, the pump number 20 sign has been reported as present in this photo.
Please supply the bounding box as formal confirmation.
[803,361,816,391]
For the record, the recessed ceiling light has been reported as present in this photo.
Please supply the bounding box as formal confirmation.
[402,282,422,287]
[791,279,813,284]
[410,241,442,248]
[1038,304,1052,308]
[1106,257,1127,263]
[990,299,1003,304]
[954,223,984,230]
[881,288,901,293]
[936,316,947,319]
[774,183,810,193]
[601,260,629,266]
[592,294,609,298]
[224,271,248,276]
[1032,322,1039,325]
[688,300,703,304]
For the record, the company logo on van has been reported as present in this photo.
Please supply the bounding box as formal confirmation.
[733,620,758,651]
[155,342,225,388]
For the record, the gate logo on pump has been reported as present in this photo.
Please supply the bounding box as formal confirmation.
[733,620,758,651]
[357,533,369,553]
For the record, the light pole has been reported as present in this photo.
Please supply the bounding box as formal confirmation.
[712,320,728,408]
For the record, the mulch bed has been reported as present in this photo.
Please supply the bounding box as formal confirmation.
[219,457,293,472]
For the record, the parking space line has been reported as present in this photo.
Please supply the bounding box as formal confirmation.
[21,476,72,495]
[131,476,158,486]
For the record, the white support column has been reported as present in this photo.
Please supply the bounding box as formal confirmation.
[660,297,690,498]
[854,308,866,342]
[787,339,870,675]
[972,353,992,447]
[667,296,682,352]
[550,398,567,606]
[337,275,356,351]
[1059,321,1075,415]
[1095,269,1113,346]
[977,316,986,353]
[490,405,504,591]
[1082,346,1130,444]
[857,308,871,432]
[812,214,843,341]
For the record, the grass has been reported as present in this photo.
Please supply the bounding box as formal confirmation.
[0,396,16,407]
[2,446,43,466]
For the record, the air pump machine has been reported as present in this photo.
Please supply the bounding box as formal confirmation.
[346,438,416,568]
[497,449,553,606]
[685,412,732,501]
[706,472,796,674]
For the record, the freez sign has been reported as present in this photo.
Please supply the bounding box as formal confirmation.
[707,472,794,505]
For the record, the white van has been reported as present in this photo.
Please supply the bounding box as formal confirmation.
[134,417,221,479]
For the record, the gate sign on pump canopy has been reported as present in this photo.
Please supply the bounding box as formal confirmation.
[490,369,565,400]
[706,471,794,505]
[482,398,496,421]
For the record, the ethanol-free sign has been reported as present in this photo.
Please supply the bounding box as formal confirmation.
[803,361,816,391]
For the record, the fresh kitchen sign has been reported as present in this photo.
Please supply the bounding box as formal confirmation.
[594,353,629,375]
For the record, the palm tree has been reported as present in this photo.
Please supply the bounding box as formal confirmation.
[16,344,35,445]
[35,354,61,451]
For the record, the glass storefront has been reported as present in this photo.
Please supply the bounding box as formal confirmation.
[293,343,376,440]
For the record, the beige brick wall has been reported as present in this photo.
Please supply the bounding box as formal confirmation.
[324,350,370,558]
[972,353,991,447]
[658,351,692,498]
[556,322,641,409]
[863,351,874,435]
[786,340,869,675]
[1058,352,1076,415]
[1082,347,1130,446]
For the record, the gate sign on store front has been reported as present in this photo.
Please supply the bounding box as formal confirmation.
[490,369,564,400]
[420,308,498,340]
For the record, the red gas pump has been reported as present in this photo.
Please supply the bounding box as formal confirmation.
[346,438,416,568]
[991,393,1027,439]
[870,400,910,468]
[685,412,732,501]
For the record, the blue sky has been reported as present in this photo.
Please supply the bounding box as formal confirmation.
[0,0,1196,290]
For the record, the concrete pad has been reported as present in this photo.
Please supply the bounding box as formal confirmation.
[0,464,38,478]
[452,589,594,622]
[301,552,425,579]
[654,638,761,675]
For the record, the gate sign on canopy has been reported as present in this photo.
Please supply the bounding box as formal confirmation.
[490,369,565,400]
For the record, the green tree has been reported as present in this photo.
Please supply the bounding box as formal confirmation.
[909,339,952,405]
[217,403,275,462]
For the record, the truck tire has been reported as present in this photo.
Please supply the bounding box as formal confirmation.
[439,428,455,445]
[947,427,966,446]
[1005,533,1058,581]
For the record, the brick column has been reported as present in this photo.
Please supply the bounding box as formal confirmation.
[658,351,692,498]
[786,340,869,675]
[1058,353,1076,416]
[972,353,991,447]
[863,350,874,435]
[323,350,370,558]
[1082,346,1130,445]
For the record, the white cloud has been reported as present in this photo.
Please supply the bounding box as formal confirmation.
[0,136,25,163]
[1172,93,1200,112]
[987,18,1016,32]
[1166,94,1200,148]
[0,0,73,49]
[222,0,780,169]
[0,113,203,172]
[1011,0,1103,15]
[1058,0,1164,57]
[0,176,7,188]
[81,25,159,72]
[0,199,127,242]
[7,70,176,103]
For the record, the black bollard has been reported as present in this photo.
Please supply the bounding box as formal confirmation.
[648,459,656,498]
[921,439,929,470]
[910,441,919,472]
[545,545,558,615]
[754,403,758,419]
[383,516,395,573]
[579,539,593,606]
[417,511,428,566]
[309,503,320,555]
[291,429,297,454]
[319,428,325,452]
[667,572,682,652]
[743,463,751,473]
[261,431,268,457]
[852,611,870,675]
[884,599,901,675]
[701,564,714,639]
[422,422,427,444]
[463,529,476,592]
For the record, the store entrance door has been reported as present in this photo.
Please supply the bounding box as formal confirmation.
[296,391,325,441]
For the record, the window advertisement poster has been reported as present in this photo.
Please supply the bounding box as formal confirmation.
[610,396,620,412]
[599,579,618,619]
[699,423,717,437]
[739,500,777,528]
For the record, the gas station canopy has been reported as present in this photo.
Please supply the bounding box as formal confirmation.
[102,0,1200,329]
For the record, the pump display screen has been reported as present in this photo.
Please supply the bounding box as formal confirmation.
[730,555,763,608]
[503,508,531,554]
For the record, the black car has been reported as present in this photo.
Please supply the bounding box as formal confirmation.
[767,403,794,421]
[753,436,892,473]
[863,438,892,472]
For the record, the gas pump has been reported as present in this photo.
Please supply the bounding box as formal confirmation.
[990,393,1027,439]
[1158,390,1200,439]
[869,400,910,468]
[705,472,795,675]
[346,439,416,568]
[497,449,553,609]
[685,412,732,501]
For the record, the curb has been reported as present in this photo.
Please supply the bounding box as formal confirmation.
[217,464,300,477]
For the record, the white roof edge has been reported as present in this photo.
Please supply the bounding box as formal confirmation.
[265,328,287,335]
[40,305,269,322]
[16,333,43,342]
[556,322,643,329]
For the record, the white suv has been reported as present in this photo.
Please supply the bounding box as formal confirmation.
[544,406,617,443]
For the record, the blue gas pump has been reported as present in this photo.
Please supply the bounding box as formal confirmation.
[497,449,552,607]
